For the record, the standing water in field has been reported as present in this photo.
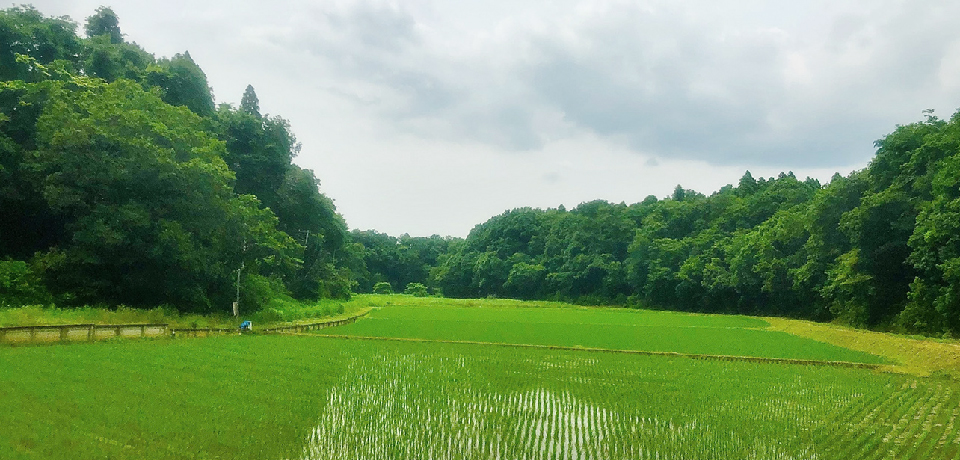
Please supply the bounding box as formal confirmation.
[297,351,813,460]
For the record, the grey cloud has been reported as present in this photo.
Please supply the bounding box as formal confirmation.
[276,2,466,119]
[263,1,550,148]
[458,104,542,150]
[517,1,947,167]
[520,5,809,164]
[292,1,420,64]
[325,2,419,52]
[530,1,960,166]
[270,0,960,168]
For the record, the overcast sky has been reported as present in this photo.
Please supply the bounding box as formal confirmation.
[27,0,960,237]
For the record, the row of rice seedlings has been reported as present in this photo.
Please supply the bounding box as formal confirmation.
[817,378,960,460]
[889,384,948,459]
[898,382,960,460]
[814,387,885,448]
[677,368,839,450]
[288,338,960,460]
[298,350,818,459]
[911,401,954,459]
[843,381,925,459]
[868,382,941,459]
[583,356,957,460]
[827,382,908,458]
[604,363,937,459]
[936,404,960,448]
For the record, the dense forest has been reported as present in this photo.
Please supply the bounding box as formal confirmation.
[0,6,354,312]
[3,6,960,336]
[352,114,960,336]
[412,114,960,335]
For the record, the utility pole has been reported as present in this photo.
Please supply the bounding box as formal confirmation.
[233,235,246,317]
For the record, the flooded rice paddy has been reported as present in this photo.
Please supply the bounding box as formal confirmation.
[296,342,960,460]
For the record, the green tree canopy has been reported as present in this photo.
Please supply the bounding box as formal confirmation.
[84,6,122,44]
[0,6,82,81]
[0,6,354,312]
[147,52,215,117]
[240,84,260,118]
[19,77,299,310]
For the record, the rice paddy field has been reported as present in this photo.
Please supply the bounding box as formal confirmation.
[313,302,885,363]
[3,296,960,459]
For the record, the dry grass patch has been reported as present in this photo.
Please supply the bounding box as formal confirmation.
[764,317,960,378]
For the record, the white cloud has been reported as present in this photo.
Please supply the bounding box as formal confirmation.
[242,0,960,168]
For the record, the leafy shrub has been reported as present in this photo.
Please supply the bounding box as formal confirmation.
[373,282,393,295]
[256,297,346,323]
[0,259,52,307]
[255,307,284,323]
[239,274,290,313]
[404,283,429,297]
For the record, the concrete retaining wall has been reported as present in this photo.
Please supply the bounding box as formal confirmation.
[0,310,370,345]
[0,324,169,345]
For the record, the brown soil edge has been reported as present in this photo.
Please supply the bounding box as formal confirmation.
[285,332,880,370]
[763,317,960,378]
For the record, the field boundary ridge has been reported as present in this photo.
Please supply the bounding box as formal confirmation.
[307,333,881,369]
[260,309,372,334]
[0,309,372,345]
[0,323,169,345]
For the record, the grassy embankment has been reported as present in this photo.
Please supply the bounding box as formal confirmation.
[765,317,960,379]
[0,297,366,330]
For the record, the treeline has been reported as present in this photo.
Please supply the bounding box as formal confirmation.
[356,111,960,335]
[0,6,353,312]
[347,230,458,294]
